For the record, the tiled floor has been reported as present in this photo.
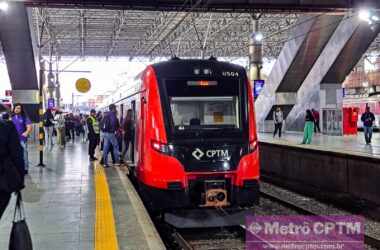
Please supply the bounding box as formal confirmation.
[0,141,163,250]
[259,132,380,158]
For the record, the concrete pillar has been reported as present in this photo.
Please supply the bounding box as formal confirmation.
[55,72,61,108]
[47,62,55,102]
[249,17,262,82]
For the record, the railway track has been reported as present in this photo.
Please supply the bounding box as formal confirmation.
[260,189,380,249]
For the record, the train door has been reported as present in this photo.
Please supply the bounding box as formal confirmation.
[131,100,136,164]
[138,97,146,167]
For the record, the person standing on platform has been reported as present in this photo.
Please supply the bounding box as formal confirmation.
[87,109,100,162]
[55,110,66,149]
[82,115,89,143]
[100,104,120,167]
[273,107,283,138]
[43,108,55,149]
[301,109,315,145]
[0,119,25,219]
[11,103,32,174]
[361,106,376,145]
[121,109,135,164]
[66,113,76,143]
[312,109,321,133]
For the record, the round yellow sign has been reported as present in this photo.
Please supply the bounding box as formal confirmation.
[75,78,91,93]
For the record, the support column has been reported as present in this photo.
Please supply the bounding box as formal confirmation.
[37,59,46,167]
[47,61,56,107]
[249,15,262,83]
[55,72,61,108]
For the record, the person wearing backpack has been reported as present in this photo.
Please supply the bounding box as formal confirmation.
[0,119,25,219]
[11,103,32,175]
[100,104,120,167]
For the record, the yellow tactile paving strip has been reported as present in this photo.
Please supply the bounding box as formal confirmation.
[94,163,119,250]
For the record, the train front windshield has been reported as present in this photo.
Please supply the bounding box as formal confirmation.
[164,79,246,138]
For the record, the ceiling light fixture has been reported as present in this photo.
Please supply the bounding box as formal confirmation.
[0,1,9,12]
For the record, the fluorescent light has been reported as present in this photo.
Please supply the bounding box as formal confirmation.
[254,33,264,42]
[371,15,379,21]
[358,9,371,21]
[0,1,8,11]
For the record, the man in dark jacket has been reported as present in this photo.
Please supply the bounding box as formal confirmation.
[0,119,24,219]
[87,109,100,161]
[100,104,120,167]
[361,106,376,145]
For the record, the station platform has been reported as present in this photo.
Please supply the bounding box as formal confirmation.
[259,132,380,159]
[259,131,380,205]
[0,143,165,250]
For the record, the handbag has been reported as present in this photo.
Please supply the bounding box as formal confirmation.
[9,192,33,250]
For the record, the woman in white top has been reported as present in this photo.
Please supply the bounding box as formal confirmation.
[273,107,284,138]
[55,110,66,148]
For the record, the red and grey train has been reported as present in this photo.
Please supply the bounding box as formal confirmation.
[106,58,260,212]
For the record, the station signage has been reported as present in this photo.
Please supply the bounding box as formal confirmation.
[254,80,265,98]
[47,98,55,109]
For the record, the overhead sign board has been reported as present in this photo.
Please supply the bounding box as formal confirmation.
[75,78,91,93]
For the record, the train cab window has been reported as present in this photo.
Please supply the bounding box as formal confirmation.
[170,96,240,130]
[164,79,243,133]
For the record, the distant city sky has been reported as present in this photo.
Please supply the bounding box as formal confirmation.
[0,57,275,104]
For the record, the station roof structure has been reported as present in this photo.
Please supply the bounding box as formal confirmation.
[21,0,380,12]
[1,0,380,61]
[31,8,300,59]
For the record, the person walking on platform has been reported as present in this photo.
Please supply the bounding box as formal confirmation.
[66,113,76,143]
[82,114,89,143]
[11,103,32,174]
[0,118,25,219]
[361,106,376,145]
[87,109,100,162]
[43,108,55,150]
[55,110,66,148]
[273,107,283,138]
[121,109,135,164]
[100,104,120,167]
[312,109,321,133]
[301,109,315,145]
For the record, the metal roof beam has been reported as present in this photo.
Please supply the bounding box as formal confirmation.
[21,0,380,12]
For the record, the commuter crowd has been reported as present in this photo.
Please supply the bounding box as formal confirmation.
[0,103,135,224]
[273,106,375,145]
[272,107,321,144]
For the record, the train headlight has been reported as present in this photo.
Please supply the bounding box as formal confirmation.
[151,140,173,155]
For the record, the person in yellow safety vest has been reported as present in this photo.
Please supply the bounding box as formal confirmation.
[87,109,100,161]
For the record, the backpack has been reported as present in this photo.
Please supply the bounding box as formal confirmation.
[100,113,115,133]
